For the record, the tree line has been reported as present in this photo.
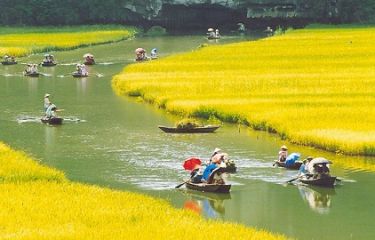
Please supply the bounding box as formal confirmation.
[0,0,373,26]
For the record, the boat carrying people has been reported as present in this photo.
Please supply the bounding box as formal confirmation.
[207,28,221,39]
[135,48,149,62]
[72,64,88,77]
[288,157,337,187]
[24,64,40,77]
[41,103,63,125]
[1,55,17,65]
[178,156,231,193]
[83,53,95,65]
[41,54,57,66]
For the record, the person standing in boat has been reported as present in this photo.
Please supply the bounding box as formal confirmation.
[44,93,51,111]
[278,145,288,162]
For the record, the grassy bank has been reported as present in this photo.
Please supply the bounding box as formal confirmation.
[112,25,375,156]
[0,25,136,57]
[0,142,286,240]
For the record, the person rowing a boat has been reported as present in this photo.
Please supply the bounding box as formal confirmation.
[44,93,51,111]
[278,145,288,162]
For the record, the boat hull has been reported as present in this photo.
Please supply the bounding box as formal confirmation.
[274,161,302,170]
[186,182,231,193]
[300,176,336,187]
[1,61,17,65]
[72,72,88,78]
[158,125,220,133]
[41,117,63,125]
[24,72,40,77]
[41,62,57,67]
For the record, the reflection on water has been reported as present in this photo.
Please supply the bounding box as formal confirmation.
[298,185,335,214]
[182,191,231,219]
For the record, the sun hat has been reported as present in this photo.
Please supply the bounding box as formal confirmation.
[44,93,50,97]
[281,145,288,150]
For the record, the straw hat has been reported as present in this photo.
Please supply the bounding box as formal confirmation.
[44,93,50,98]
[281,145,288,150]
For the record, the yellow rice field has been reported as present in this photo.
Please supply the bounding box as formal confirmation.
[0,26,136,57]
[112,26,375,156]
[0,142,286,240]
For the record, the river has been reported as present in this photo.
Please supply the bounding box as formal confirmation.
[0,35,374,240]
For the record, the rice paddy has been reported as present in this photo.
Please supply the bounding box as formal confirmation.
[0,25,136,57]
[0,142,286,239]
[112,25,375,156]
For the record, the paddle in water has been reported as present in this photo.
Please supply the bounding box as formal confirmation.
[175,180,189,189]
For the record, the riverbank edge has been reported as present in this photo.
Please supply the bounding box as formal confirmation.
[0,25,138,57]
[111,26,375,157]
[0,142,287,240]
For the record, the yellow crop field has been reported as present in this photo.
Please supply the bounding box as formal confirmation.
[0,26,136,57]
[0,142,286,239]
[113,26,375,156]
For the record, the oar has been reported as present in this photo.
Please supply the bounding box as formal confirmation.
[286,176,300,184]
[175,180,189,189]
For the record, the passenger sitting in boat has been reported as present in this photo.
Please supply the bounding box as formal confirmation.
[285,153,300,168]
[45,104,58,118]
[278,145,288,162]
[150,48,158,59]
[202,155,223,182]
[80,64,88,76]
[25,64,38,74]
[298,156,313,176]
[207,28,215,38]
[190,165,204,183]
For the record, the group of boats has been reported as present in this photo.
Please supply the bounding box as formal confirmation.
[1,53,95,78]
[274,156,337,188]
[165,123,339,193]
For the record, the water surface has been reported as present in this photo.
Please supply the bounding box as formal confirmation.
[0,35,374,240]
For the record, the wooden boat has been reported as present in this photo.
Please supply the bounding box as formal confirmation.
[274,160,302,170]
[1,61,17,65]
[72,72,88,78]
[41,117,63,125]
[158,125,220,133]
[299,176,336,188]
[41,61,57,67]
[24,71,40,77]
[186,182,231,193]
[185,167,231,193]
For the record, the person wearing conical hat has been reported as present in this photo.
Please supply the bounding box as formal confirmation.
[44,93,51,111]
[278,145,288,162]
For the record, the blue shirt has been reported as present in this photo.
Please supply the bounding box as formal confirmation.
[202,164,217,181]
[298,164,307,175]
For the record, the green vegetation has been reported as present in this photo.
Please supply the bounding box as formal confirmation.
[0,142,287,239]
[113,25,375,156]
[0,25,136,57]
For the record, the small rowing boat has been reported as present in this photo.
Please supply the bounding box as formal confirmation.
[72,72,88,78]
[158,125,220,133]
[41,61,57,67]
[185,167,231,193]
[274,160,302,170]
[41,117,63,125]
[24,71,40,77]
[1,61,17,65]
[186,182,231,193]
[299,175,336,188]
